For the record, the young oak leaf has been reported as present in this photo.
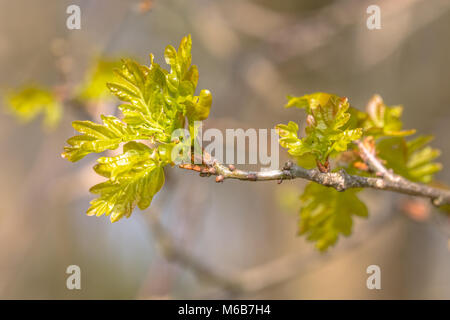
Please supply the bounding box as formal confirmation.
[361,94,415,138]
[62,115,148,162]
[277,93,362,165]
[275,121,302,155]
[88,142,165,222]
[299,182,368,251]
[63,35,212,222]
[76,58,122,101]
[285,92,332,112]
[275,121,318,169]
[164,35,212,123]
[106,35,211,141]
[4,85,62,129]
[377,135,442,184]
[108,58,174,142]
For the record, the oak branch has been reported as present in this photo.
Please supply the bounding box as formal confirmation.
[179,141,450,208]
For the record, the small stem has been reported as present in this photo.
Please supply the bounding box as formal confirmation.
[178,151,450,207]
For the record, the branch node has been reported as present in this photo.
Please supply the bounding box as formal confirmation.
[283,160,294,170]
[432,196,444,207]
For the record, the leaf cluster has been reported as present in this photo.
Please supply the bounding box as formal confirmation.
[276,93,362,165]
[63,35,212,222]
[276,93,443,250]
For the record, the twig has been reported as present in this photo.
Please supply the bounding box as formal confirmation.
[146,196,397,298]
[179,151,450,207]
[354,139,395,180]
[147,213,243,294]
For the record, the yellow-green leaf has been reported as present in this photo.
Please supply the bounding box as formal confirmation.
[5,85,62,129]
[88,142,165,222]
[299,182,368,251]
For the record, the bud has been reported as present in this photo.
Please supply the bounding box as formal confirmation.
[306,115,315,126]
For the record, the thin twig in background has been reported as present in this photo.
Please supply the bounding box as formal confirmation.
[147,211,243,294]
[146,199,398,298]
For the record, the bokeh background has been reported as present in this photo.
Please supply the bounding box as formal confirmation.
[1,0,450,299]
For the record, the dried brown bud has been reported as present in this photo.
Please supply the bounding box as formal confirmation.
[215,175,224,183]
[353,161,369,171]
[316,160,330,173]
[306,114,315,126]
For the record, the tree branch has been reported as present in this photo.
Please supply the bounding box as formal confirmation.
[147,212,243,294]
[179,149,450,207]
[146,199,397,298]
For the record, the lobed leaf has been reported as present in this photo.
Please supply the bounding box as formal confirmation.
[278,93,362,164]
[5,85,62,129]
[88,142,165,222]
[360,94,415,138]
[63,35,212,222]
[377,135,442,184]
[62,115,144,162]
[77,58,122,101]
[299,182,368,251]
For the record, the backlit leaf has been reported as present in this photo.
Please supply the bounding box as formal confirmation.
[5,85,62,129]
[360,94,415,138]
[88,142,165,222]
[63,35,212,222]
[299,182,368,251]
[278,93,362,164]
[377,135,442,183]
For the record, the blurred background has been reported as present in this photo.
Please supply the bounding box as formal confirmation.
[1,0,450,299]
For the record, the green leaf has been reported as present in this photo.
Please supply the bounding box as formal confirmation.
[361,94,415,138]
[377,135,442,183]
[77,58,122,101]
[164,45,178,67]
[62,115,143,162]
[103,35,211,142]
[186,89,212,122]
[299,182,368,251]
[278,93,362,163]
[4,85,62,129]
[63,34,211,222]
[285,92,332,111]
[275,121,302,155]
[88,142,165,222]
